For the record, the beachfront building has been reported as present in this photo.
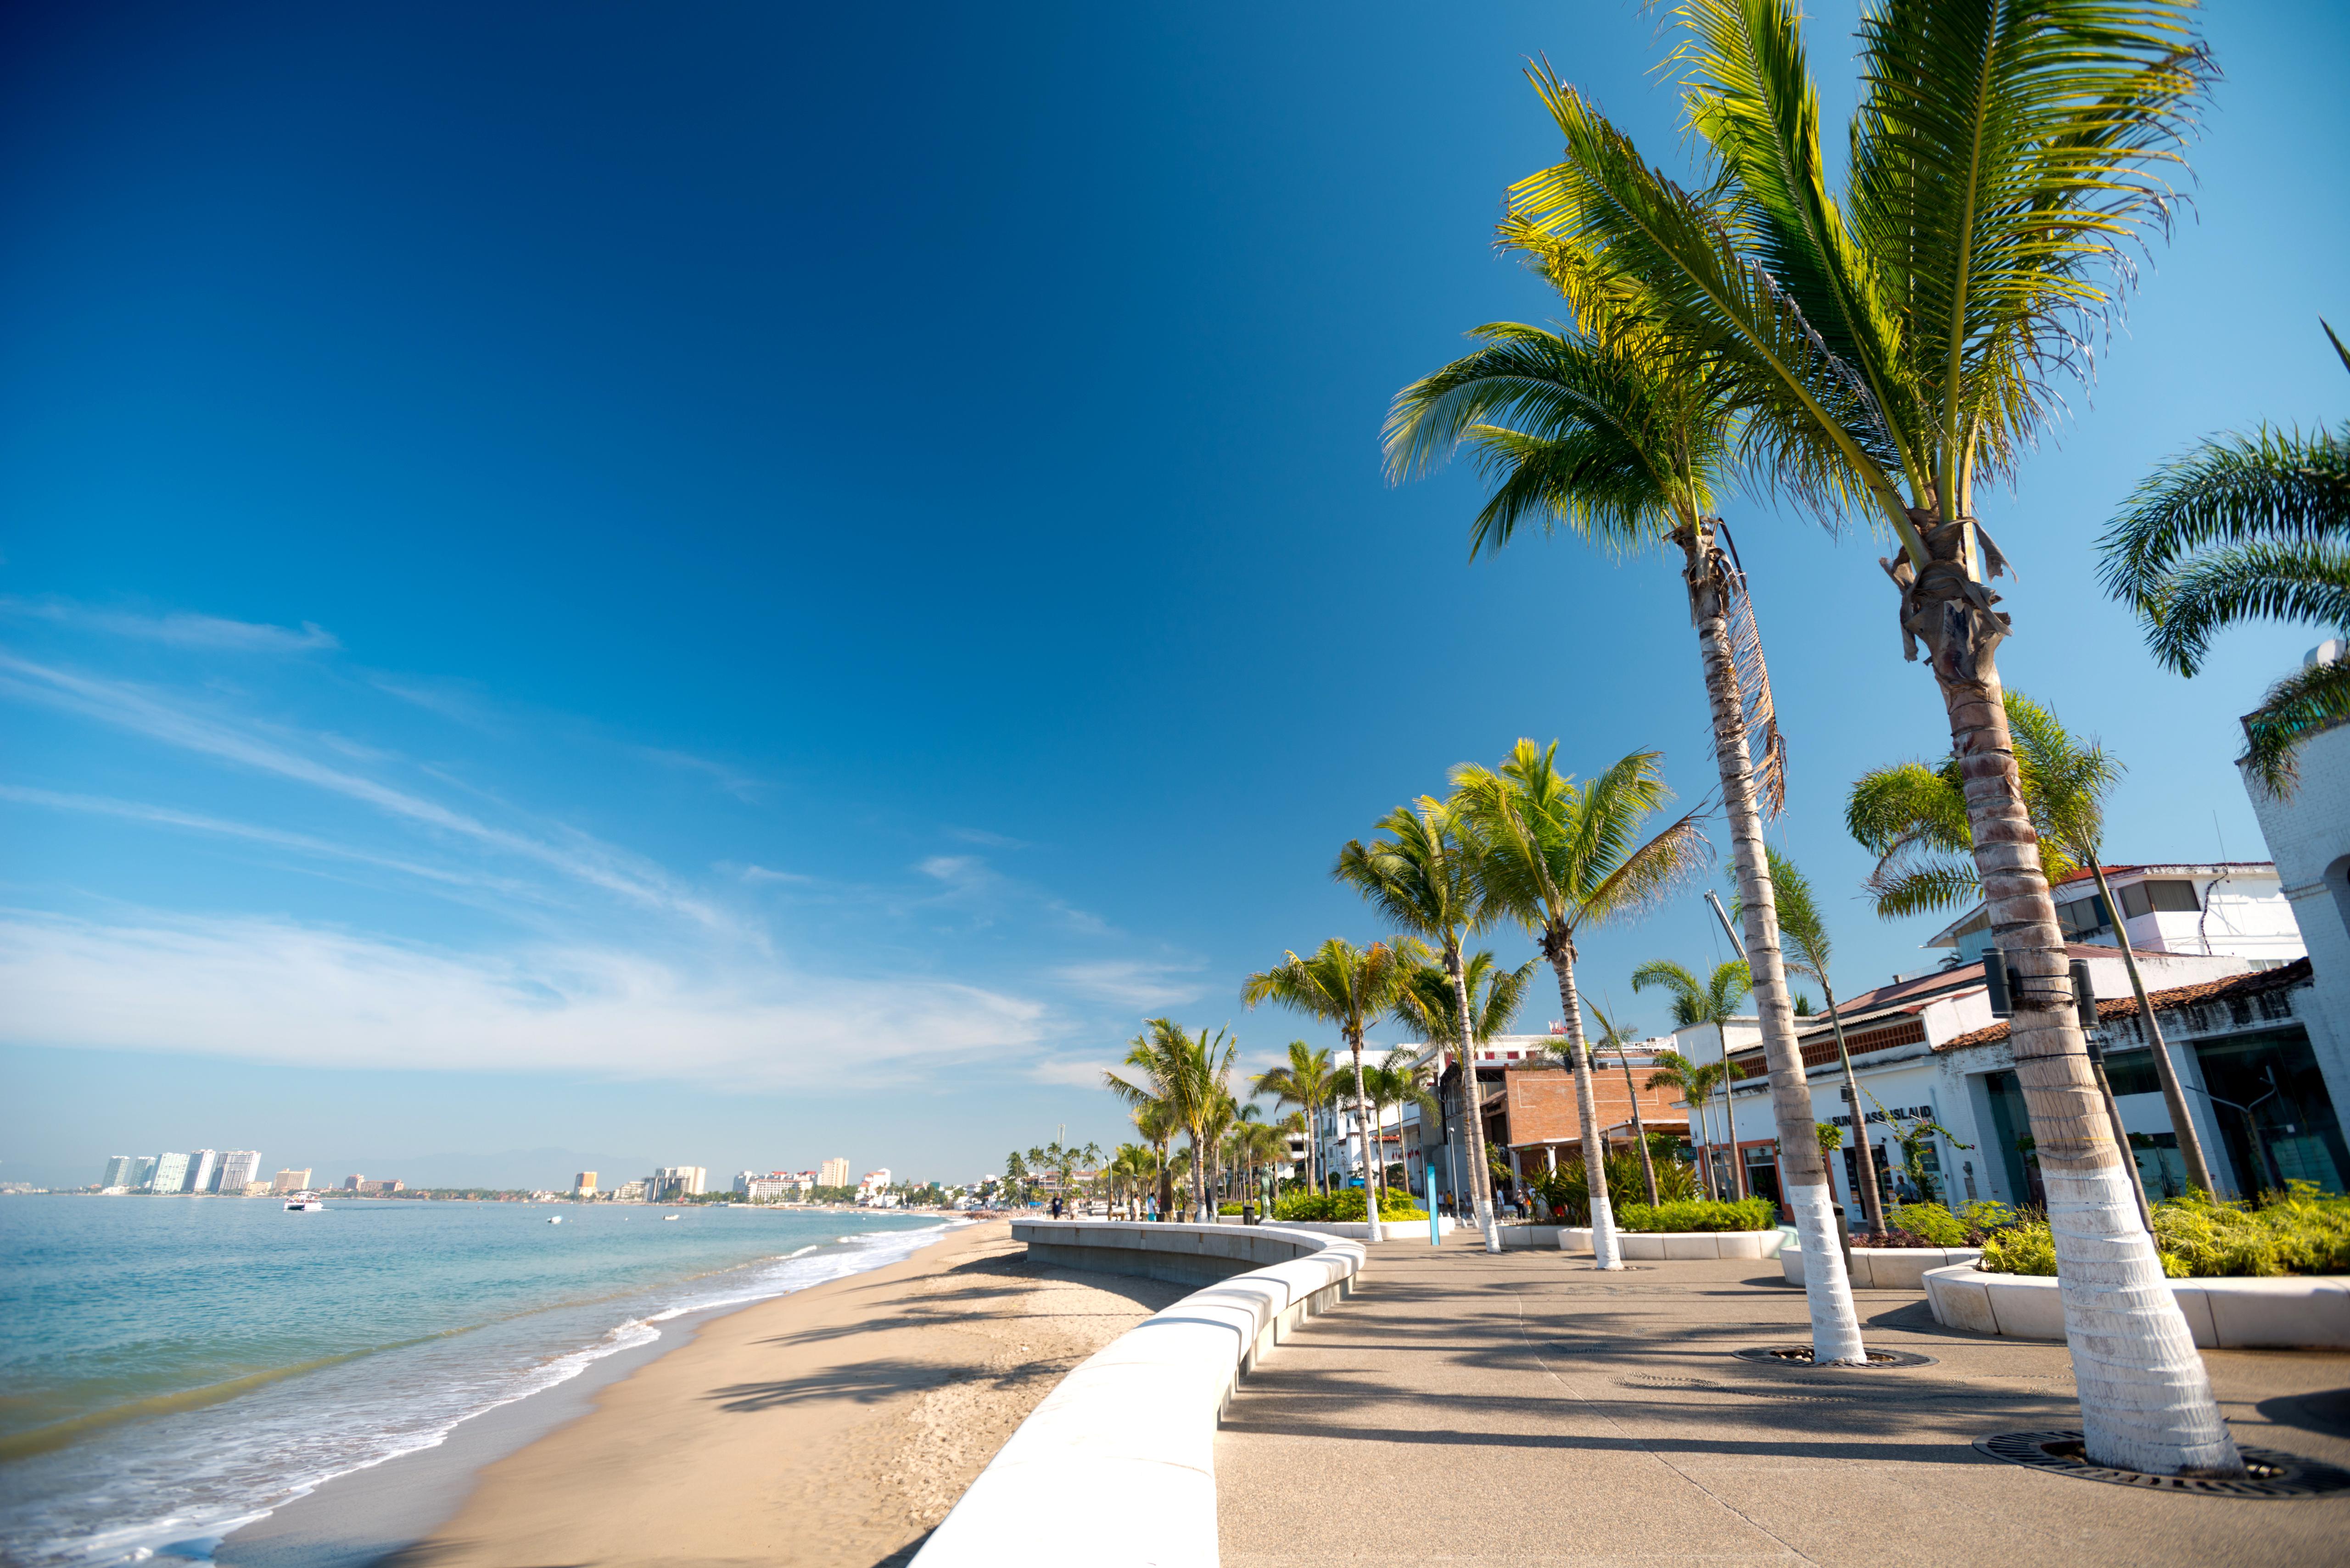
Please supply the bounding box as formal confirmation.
[2242,709,2350,1109]
[645,1166,707,1202]
[146,1152,190,1194]
[574,1171,599,1198]
[737,1171,810,1201]
[614,1179,646,1201]
[857,1169,893,1205]
[218,1151,261,1193]
[272,1167,312,1194]
[1925,861,2304,967]
[819,1157,850,1189]
[186,1150,219,1194]
[100,1155,135,1190]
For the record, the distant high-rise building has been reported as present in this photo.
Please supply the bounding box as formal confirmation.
[273,1168,313,1194]
[645,1166,707,1202]
[733,1170,757,1196]
[818,1157,849,1189]
[187,1150,220,1194]
[342,1175,365,1192]
[129,1156,157,1189]
[101,1155,135,1189]
[574,1171,598,1197]
[217,1151,262,1193]
[148,1153,190,1194]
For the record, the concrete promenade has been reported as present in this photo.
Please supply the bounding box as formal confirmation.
[1216,1231,2350,1567]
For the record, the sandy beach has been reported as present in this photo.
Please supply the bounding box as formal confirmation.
[366,1219,1181,1568]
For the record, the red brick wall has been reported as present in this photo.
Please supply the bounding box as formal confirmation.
[1501,1065,1686,1148]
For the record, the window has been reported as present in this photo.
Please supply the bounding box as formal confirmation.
[2119,879,2200,918]
[2056,895,2111,941]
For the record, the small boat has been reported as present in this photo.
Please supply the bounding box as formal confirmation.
[284,1198,324,1212]
[663,1214,680,1221]
[547,1215,564,1224]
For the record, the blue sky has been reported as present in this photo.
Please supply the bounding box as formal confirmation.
[4,1,2343,1190]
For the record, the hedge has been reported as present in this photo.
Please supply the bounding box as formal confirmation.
[1271,1189,1428,1223]
[1614,1197,1777,1233]
[1978,1184,2350,1278]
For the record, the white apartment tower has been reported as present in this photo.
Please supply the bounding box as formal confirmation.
[101,1155,135,1189]
[217,1151,262,1193]
[818,1157,849,1189]
[147,1153,190,1194]
[186,1150,220,1194]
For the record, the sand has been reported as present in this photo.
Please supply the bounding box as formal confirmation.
[378,1220,1183,1568]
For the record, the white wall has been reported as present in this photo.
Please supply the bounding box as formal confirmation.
[2244,723,2350,1127]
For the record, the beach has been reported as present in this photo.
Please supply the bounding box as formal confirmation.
[336,1219,1180,1568]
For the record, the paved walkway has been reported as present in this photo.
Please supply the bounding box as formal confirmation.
[1216,1231,2350,1567]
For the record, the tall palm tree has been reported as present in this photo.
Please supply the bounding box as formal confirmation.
[1334,800,1505,1251]
[2102,325,2350,796]
[1451,743,1707,1271]
[1508,0,2232,1466]
[1848,693,2217,1195]
[1232,1107,1292,1217]
[1390,226,1856,1335]
[1131,1100,1176,1219]
[1583,999,1659,1206]
[1251,1041,1336,1194]
[1758,849,1882,1234]
[1361,1046,1442,1200]
[1241,940,1410,1241]
[1394,949,1534,1216]
[1634,959,1753,1203]
[1641,1047,1743,1201]
[1103,1018,1235,1222]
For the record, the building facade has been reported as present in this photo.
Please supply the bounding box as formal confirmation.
[645,1166,707,1202]
[2242,716,2350,1133]
[273,1167,312,1193]
[574,1171,598,1197]
[146,1152,190,1194]
[818,1157,850,1189]
[101,1155,135,1190]
[217,1151,262,1193]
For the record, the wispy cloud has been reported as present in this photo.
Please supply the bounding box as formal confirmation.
[0,652,725,928]
[638,746,765,803]
[368,674,500,729]
[1028,1056,1114,1088]
[0,910,1048,1088]
[3,597,339,653]
[734,863,815,885]
[1048,958,1208,1010]
[946,826,1034,850]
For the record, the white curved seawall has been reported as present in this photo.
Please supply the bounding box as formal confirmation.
[912,1221,1364,1568]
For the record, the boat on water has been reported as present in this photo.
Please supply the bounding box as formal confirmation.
[662,1214,680,1221]
[283,1197,325,1212]
[547,1215,563,1224]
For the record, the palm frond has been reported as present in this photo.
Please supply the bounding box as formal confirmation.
[2241,656,2350,800]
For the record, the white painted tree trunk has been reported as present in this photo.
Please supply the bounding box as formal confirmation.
[1901,513,2239,1473]
[1347,1031,1384,1244]
[1447,944,1502,1252]
[1546,940,1620,1268]
[1684,525,1867,1363]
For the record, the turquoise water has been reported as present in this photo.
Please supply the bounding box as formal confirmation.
[0,1197,951,1566]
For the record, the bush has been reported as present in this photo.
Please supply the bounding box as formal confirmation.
[1534,1140,1698,1223]
[1271,1189,1427,1223]
[1887,1202,1970,1246]
[1978,1183,2350,1278]
[1616,1197,1777,1233]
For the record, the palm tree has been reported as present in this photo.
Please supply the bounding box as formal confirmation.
[1361,1047,1442,1202]
[1103,1018,1236,1223]
[1452,742,1707,1271]
[1232,1107,1291,1217]
[1507,0,2231,1465]
[1390,210,1857,1334]
[1334,800,1505,1251]
[1584,999,1659,1206]
[2102,325,2350,796]
[1394,950,1534,1216]
[1634,959,1752,1203]
[1241,940,1410,1241]
[1130,1100,1176,1219]
[1847,694,2217,1196]
[1251,1041,1336,1194]
[1758,849,1882,1235]
[1641,1047,1743,1201]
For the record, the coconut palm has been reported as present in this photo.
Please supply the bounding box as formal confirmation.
[1251,1041,1337,1194]
[1756,849,1882,1234]
[1103,1018,1236,1222]
[2102,326,2350,796]
[1634,959,1753,1203]
[1641,1047,1743,1201]
[1389,222,1856,1333]
[1361,1047,1442,1201]
[1583,999,1659,1206]
[1241,940,1410,1241]
[1393,949,1534,1213]
[1231,1107,1292,1216]
[1334,800,1505,1250]
[1847,695,2217,1195]
[1506,0,2229,1465]
[1451,743,1708,1270]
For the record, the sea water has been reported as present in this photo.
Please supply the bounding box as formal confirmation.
[0,1197,953,1566]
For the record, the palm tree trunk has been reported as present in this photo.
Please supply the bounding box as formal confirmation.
[1615,1046,1661,1205]
[2086,861,2218,1195]
[1819,977,1885,1236]
[1544,937,1620,1268]
[1445,942,1502,1252]
[1681,522,1867,1364]
[1345,1030,1384,1243]
[1905,516,2238,1473]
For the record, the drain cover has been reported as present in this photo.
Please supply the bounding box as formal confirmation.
[1974,1431,2350,1498]
[1731,1345,1937,1368]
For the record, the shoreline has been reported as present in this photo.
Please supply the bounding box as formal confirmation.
[251,1219,1181,1568]
[194,1216,973,1568]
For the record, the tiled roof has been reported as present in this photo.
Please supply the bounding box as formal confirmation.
[1935,958,2311,1051]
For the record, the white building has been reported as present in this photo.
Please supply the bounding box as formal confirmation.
[2242,703,2350,1131]
[217,1151,262,1193]
[186,1150,220,1194]
[645,1166,707,1202]
[100,1155,135,1190]
[857,1168,892,1200]
[819,1157,850,1189]
[147,1152,190,1194]
[1926,862,2305,967]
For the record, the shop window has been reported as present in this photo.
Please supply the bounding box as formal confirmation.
[2119,879,2200,918]
[2056,896,2111,941]
[2192,1026,2348,1195]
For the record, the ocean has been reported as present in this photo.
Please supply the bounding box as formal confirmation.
[0,1196,955,1567]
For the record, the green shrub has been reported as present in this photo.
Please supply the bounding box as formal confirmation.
[1978,1183,2350,1278]
[1534,1139,1698,1223]
[1888,1202,1970,1246]
[1617,1197,1777,1233]
[1271,1189,1427,1223]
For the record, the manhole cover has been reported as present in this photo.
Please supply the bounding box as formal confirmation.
[1974,1431,2350,1498]
[1732,1345,1937,1368]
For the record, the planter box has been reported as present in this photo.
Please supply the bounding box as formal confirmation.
[1560,1226,1787,1261]
[1922,1264,2350,1348]
[1781,1244,1980,1290]
[1279,1216,1453,1242]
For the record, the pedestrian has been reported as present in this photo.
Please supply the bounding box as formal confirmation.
[1049,1194,1062,1220]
